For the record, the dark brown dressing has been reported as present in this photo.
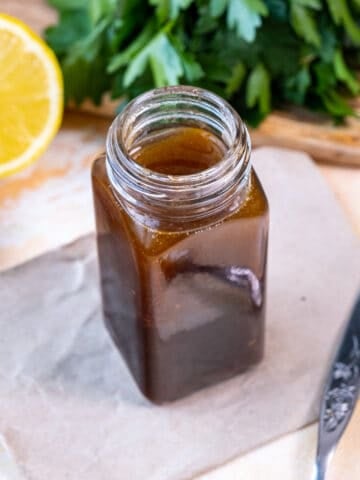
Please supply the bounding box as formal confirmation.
[92,126,268,403]
[130,127,225,175]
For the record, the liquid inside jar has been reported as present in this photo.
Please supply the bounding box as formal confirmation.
[92,123,269,403]
[130,127,225,175]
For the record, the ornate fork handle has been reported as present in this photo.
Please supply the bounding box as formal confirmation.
[314,295,360,480]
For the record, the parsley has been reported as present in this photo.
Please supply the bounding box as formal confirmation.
[45,0,360,123]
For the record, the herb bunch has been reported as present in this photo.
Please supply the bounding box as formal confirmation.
[45,0,360,124]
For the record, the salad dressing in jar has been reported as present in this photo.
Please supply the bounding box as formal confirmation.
[92,86,269,403]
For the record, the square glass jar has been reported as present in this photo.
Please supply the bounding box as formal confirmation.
[92,86,269,403]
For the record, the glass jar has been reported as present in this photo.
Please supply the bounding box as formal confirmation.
[92,86,269,403]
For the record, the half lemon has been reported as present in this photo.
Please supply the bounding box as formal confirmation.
[0,13,63,178]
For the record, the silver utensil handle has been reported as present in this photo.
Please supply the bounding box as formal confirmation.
[313,465,325,480]
[313,452,332,480]
[314,295,360,480]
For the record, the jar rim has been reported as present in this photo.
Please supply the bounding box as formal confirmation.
[105,86,252,229]
[107,85,250,185]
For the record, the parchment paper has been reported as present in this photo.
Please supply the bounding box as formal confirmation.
[1,147,359,480]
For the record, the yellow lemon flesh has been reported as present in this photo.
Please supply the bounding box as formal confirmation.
[0,14,63,178]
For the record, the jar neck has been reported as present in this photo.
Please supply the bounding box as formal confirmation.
[106,86,251,231]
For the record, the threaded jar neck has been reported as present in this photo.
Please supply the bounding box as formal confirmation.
[106,86,251,231]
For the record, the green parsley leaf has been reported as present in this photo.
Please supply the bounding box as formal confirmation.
[246,62,271,114]
[123,32,183,87]
[257,20,301,76]
[150,0,193,21]
[195,6,219,34]
[290,2,321,47]
[227,0,268,42]
[60,18,111,103]
[64,18,109,63]
[62,55,110,104]
[107,22,155,73]
[225,62,246,97]
[88,0,117,24]
[314,62,337,93]
[321,90,354,116]
[210,0,268,42]
[169,34,205,81]
[318,17,338,62]
[209,0,228,17]
[326,0,360,44]
[149,34,184,86]
[334,49,360,94]
[44,11,92,55]
[284,67,311,104]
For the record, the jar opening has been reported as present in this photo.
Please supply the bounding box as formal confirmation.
[106,86,251,230]
[129,126,227,176]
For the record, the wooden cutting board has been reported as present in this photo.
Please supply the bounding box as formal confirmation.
[2,0,360,167]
